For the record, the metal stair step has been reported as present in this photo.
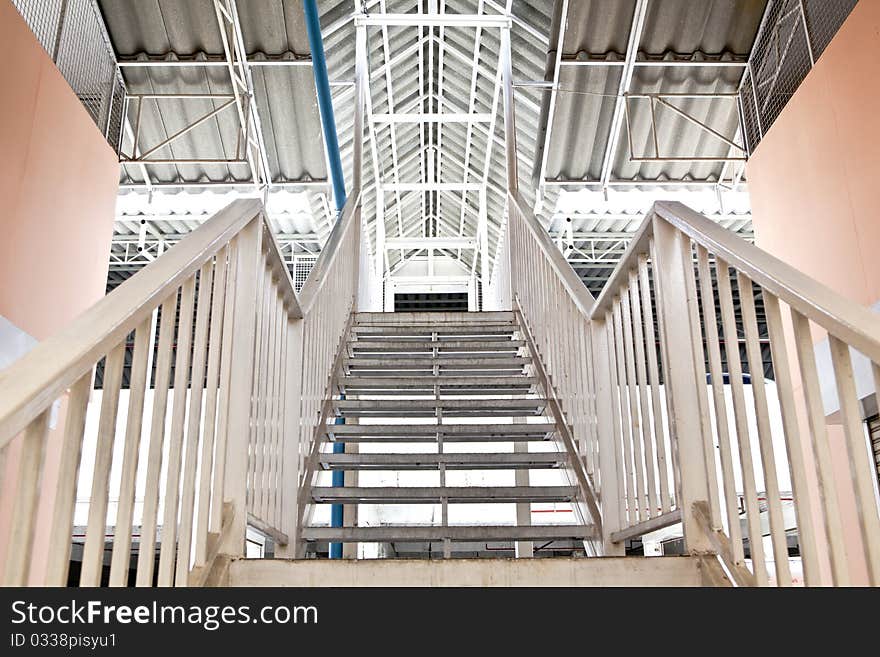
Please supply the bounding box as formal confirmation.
[352,325,517,336]
[349,340,525,352]
[345,357,531,368]
[300,524,595,543]
[332,398,547,417]
[354,311,516,324]
[323,422,557,443]
[347,352,523,361]
[338,376,536,388]
[310,485,578,504]
[353,334,517,343]
[318,452,567,470]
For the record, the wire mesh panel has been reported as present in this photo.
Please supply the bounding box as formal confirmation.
[293,256,318,292]
[11,0,64,52]
[739,0,858,153]
[803,0,859,59]
[11,0,124,150]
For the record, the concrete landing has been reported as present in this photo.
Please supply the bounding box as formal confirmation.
[225,556,723,587]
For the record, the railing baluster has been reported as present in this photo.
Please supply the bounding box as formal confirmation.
[681,238,722,529]
[196,245,230,566]
[137,294,178,587]
[157,275,197,587]
[629,269,658,519]
[3,411,50,586]
[651,219,714,552]
[80,342,126,586]
[108,316,152,586]
[262,286,280,523]
[272,309,288,530]
[611,301,635,526]
[44,371,93,586]
[716,258,768,585]
[649,237,681,508]
[249,266,269,514]
[763,293,822,585]
[620,285,647,523]
[211,238,239,535]
[175,261,215,585]
[696,246,743,564]
[638,254,671,514]
[790,310,848,585]
[828,335,880,585]
[737,272,792,586]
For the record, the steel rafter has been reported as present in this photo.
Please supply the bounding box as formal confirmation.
[212,0,272,190]
[599,0,649,190]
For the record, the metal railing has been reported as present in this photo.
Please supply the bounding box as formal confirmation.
[0,200,304,586]
[491,194,880,584]
[291,194,365,553]
[11,0,125,149]
[593,201,880,585]
[504,192,602,546]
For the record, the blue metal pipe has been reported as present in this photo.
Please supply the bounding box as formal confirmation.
[304,0,347,558]
[330,403,345,560]
[304,0,346,213]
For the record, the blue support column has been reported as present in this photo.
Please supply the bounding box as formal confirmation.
[304,0,346,213]
[304,0,346,559]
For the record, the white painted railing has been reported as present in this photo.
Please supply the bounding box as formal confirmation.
[505,192,602,540]
[495,195,880,585]
[0,195,370,586]
[289,194,363,552]
[593,201,880,586]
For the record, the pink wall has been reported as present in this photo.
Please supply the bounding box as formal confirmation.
[0,0,120,341]
[0,0,119,584]
[747,0,880,308]
[745,0,880,585]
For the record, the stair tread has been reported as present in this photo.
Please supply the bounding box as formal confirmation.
[310,485,578,503]
[349,340,524,351]
[340,375,536,385]
[301,525,594,541]
[318,452,566,470]
[345,357,531,366]
[324,423,556,435]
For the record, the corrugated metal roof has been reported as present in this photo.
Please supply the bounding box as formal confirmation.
[98,0,327,186]
[546,0,766,186]
[98,0,765,294]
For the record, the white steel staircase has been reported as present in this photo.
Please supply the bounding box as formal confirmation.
[2,191,880,587]
[297,310,596,557]
[2,20,880,586]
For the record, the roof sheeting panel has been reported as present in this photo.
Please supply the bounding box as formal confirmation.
[99,0,327,186]
[546,0,766,186]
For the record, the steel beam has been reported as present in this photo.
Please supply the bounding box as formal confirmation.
[385,237,476,250]
[355,14,511,28]
[599,0,649,189]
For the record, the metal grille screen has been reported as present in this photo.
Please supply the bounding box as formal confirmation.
[740,0,858,154]
[11,0,124,150]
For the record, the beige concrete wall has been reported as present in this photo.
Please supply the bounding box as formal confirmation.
[745,0,880,585]
[0,0,120,584]
[0,0,120,340]
[746,0,880,308]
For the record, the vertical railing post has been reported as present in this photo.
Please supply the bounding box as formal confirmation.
[591,319,625,555]
[218,216,263,556]
[500,25,518,196]
[650,215,713,553]
[277,317,304,557]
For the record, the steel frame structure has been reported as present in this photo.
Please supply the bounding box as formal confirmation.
[622,93,748,164]
[361,3,513,305]
[119,0,272,189]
